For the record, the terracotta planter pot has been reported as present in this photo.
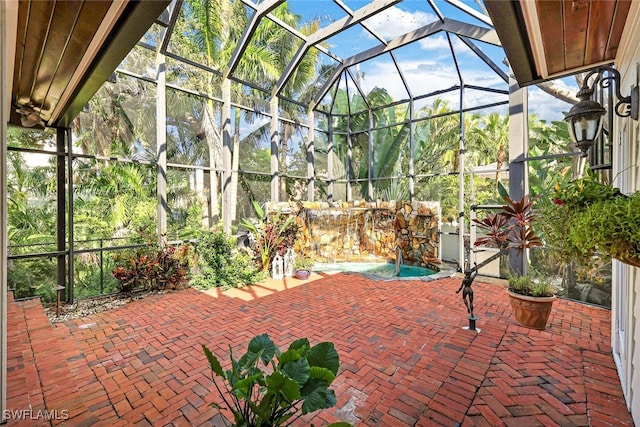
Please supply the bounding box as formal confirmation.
[507,290,557,330]
[295,270,311,280]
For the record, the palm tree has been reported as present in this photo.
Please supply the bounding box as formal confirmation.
[174,1,321,225]
[327,87,413,199]
[466,112,508,181]
[413,99,460,175]
[72,160,157,240]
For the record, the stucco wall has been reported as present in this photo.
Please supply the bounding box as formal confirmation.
[612,1,640,423]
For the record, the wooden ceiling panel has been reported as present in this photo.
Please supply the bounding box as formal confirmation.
[10,0,170,128]
[486,0,632,87]
[584,0,617,64]
[34,2,112,120]
[534,0,565,74]
[13,1,56,107]
[562,0,590,70]
[607,0,632,59]
[19,0,112,121]
[30,1,85,115]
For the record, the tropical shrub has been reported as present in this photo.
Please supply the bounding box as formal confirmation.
[151,244,192,289]
[73,253,120,300]
[202,334,349,427]
[241,200,299,272]
[112,244,192,293]
[190,229,264,289]
[8,258,57,301]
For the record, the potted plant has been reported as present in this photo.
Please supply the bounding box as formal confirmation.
[202,334,350,427]
[550,176,640,268]
[471,191,558,330]
[506,274,558,330]
[293,255,314,280]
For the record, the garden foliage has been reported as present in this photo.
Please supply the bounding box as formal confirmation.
[241,200,299,272]
[112,244,191,293]
[203,334,349,426]
[190,228,264,289]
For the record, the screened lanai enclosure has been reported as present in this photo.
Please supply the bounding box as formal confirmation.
[7,0,613,307]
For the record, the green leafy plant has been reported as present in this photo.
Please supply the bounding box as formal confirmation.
[241,200,299,272]
[202,334,350,427]
[111,244,192,293]
[190,228,264,289]
[568,191,640,266]
[550,175,640,267]
[293,255,314,272]
[508,275,556,297]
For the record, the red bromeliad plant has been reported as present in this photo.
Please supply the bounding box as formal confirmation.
[474,195,557,329]
[472,195,543,273]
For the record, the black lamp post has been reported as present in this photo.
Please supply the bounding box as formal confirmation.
[564,65,639,157]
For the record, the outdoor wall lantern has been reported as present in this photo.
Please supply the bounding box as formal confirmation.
[564,65,639,157]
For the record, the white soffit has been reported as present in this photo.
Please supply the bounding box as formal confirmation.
[520,0,548,80]
[50,0,131,123]
[3,0,18,112]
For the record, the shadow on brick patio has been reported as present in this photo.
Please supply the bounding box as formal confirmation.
[5,273,634,426]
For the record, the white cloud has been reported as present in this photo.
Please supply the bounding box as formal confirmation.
[362,6,436,40]
[355,55,506,103]
[418,34,450,51]
[358,58,460,100]
[527,85,576,123]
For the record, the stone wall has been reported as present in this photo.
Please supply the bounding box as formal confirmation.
[266,200,440,268]
[394,201,440,266]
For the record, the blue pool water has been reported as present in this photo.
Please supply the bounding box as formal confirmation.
[312,262,436,278]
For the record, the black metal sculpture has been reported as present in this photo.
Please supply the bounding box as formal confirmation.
[457,263,478,330]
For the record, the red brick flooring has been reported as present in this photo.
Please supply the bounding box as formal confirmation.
[5,273,634,426]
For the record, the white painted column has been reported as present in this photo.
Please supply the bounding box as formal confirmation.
[307,109,315,201]
[270,97,280,202]
[222,80,232,233]
[0,0,16,420]
[508,75,529,276]
[156,51,167,242]
[457,89,465,272]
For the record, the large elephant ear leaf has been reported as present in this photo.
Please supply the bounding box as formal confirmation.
[309,366,335,384]
[307,342,339,375]
[301,387,336,414]
[281,358,310,386]
[288,338,310,353]
[246,334,277,366]
[202,345,224,377]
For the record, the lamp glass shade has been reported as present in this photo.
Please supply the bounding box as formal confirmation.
[567,112,605,144]
[564,98,606,155]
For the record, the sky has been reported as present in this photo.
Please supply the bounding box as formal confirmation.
[279,0,579,122]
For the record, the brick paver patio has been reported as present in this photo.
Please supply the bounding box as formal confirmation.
[5,272,634,426]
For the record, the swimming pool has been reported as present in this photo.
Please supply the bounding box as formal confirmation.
[312,262,451,281]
